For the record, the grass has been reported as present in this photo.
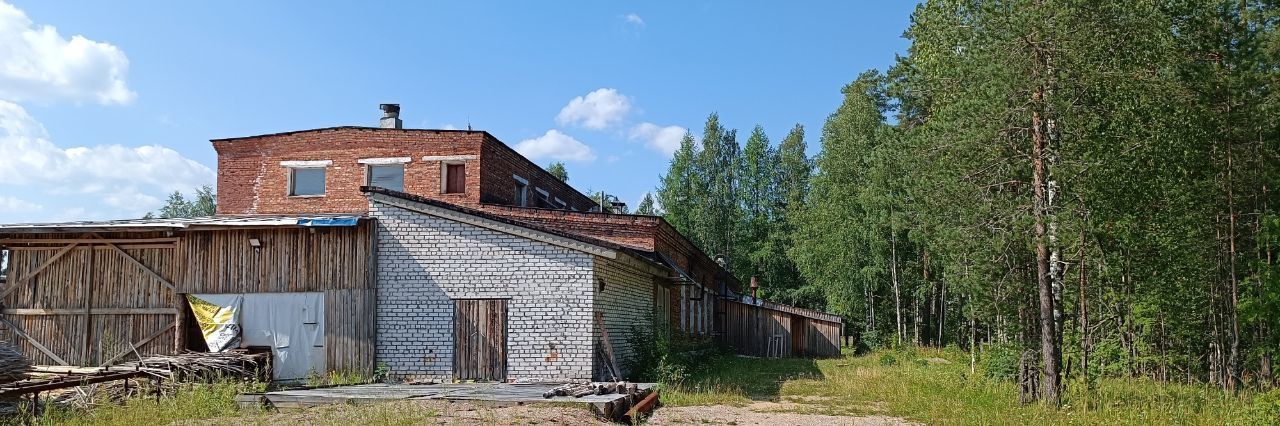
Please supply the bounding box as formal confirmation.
[23,381,266,426]
[660,346,1279,425]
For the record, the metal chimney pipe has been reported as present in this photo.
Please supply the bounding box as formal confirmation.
[750,276,759,299]
[379,104,402,129]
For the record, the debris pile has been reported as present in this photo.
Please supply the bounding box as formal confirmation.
[120,350,268,381]
[0,343,32,384]
[543,381,641,399]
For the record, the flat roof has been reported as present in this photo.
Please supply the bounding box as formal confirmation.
[209,126,489,142]
[0,214,365,233]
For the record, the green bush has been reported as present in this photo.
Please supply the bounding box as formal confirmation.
[980,342,1021,382]
[625,314,721,385]
[879,352,898,366]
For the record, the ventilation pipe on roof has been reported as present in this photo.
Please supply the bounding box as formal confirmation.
[379,104,402,129]
[750,276,759,299]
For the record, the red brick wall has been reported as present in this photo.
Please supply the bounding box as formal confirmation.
[478,205,739,293]
[478,136,597,211]
[213,127,595,215]
[479,204,659,250]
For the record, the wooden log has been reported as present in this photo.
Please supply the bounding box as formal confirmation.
[627,390,660,420]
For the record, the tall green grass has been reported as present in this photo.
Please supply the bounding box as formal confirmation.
[661,346,1279,425]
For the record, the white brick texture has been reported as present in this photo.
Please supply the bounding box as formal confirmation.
[370,200,596,381]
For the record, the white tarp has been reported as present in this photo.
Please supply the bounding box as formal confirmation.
[192,292,325,381]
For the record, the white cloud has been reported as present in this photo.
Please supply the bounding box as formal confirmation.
[0,195,41,213]
[622,13,645,28]
[514,129,597,162]
[0,101,214,219]
[556,88,632,130]
[629,122,686,156]
[0,1,135,104]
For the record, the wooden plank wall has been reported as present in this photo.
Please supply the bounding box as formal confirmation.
[180,225,375,375]
[717,299,842,358]
[0,234,178,366]
[0,224,375,373]
[452,299,508,381]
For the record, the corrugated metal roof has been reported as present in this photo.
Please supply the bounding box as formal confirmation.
[0,214,365,233]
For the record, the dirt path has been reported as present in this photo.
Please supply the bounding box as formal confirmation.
[647,405,918,426]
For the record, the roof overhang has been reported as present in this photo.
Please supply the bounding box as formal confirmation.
[0,215,365,234]
[368,192,617,259]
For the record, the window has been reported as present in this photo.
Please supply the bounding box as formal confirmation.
[367,164,405,191]
[514,182,528,206]
[552,197,567,209]
[512,174,529,206]
[289,167,326,196]
[443,163,466,194]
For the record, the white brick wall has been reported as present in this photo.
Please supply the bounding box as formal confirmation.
[370,200,596,381]
[593,255,657,379]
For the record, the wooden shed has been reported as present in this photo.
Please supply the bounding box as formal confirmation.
[0,215,376,378]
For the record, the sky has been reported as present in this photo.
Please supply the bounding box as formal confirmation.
[0,1,917,223]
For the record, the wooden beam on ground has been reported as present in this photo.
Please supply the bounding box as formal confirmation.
[627,390,660,420]
[0,242,80,299]
[99,321,176,367]
[0,317,68,366]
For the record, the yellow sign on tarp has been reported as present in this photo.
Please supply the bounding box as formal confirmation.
[186,294,242,352]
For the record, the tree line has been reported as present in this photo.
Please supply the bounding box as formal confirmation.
[655,0,1279,405]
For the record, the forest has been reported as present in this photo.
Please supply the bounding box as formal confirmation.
[653,0,1280,405]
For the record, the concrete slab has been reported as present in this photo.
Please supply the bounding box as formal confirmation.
[243,382,657,418]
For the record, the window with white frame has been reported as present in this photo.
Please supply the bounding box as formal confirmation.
[552,197,567,209]
[367,164,405,191]
[359,157,410,191]
[442,162,466,194]
[282,160,330,196]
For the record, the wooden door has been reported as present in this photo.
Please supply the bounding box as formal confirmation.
[453,299,507,381]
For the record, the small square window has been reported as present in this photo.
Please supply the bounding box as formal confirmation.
[443,163,466,194]
[367,164,405,191]
[289,167,326,196]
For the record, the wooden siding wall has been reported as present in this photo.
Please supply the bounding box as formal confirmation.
[0,234,178,366]
[0,224,374,374]
[718,299,842,358]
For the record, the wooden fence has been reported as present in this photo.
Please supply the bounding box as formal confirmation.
[717,298,842,358]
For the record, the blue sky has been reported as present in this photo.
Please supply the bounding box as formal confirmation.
[0,1,916,222]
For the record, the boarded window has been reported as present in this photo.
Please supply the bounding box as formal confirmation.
[444,163,466,194]
[289,167,326,196]
[367,164,404,191]
[513,181,528,206]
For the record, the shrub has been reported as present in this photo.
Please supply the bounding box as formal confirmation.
[980,342,1020,382]
[625,314,721,385]
[879,352,898,366]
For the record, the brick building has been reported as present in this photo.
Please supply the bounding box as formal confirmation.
[0,104,840,383]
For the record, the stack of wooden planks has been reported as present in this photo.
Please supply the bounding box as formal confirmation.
[0,343,32,384]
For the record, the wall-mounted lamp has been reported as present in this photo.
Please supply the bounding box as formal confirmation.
[248,238,262,252]
[597,278,606,291]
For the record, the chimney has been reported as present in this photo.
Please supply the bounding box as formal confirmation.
[750,276,759,299]
[379,104,402,129]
